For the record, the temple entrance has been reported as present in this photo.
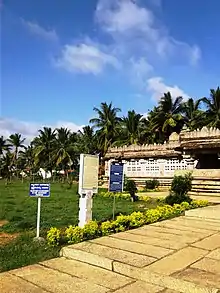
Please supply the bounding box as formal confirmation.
[196,154,220,169]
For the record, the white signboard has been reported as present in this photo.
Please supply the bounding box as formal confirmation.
[78,154,99,195]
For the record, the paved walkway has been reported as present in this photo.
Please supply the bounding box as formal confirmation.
[140,191,220,204]
[1,205,220,293]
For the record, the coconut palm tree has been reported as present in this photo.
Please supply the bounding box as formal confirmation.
[154,92,184,140]
[7,133,26,177]
[0,151,13,182]
[90,102,121,156]
[118,110,143,145]
[53,127,75,178]
[33,127,56,172]
[0,136,10,155]
[182,98,204,130]
[77,126,98,154]
[202,87,220,129]
[19,145,36,180]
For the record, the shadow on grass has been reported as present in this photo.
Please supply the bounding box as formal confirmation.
[0,232,60,273]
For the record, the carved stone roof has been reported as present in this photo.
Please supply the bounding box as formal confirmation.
[104,127,220,160]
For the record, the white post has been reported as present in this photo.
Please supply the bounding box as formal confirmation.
[36,197,41,238]
[78,190,93,227]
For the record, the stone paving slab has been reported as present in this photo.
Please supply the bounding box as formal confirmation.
[112,280,163,293]
[145,246,208,276]
[0,273,48,293]
[41,257,133,290]
[171,217,220,231]
[185,205,220,221]
[192,233,220,250]
[207,248,220,260]
[12,264,109,293]
[61,241,156,268]
[113,262,218,293]
[191,258,220,275]
[111,231,188,250]
[173,268,220,289]
[128,226,204,243]
[92,235,173,258]
[152,220,215,236]
[1,208,220,293]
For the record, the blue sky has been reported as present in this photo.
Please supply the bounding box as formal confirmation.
[1,0,220,142]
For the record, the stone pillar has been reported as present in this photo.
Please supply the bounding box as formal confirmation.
[157,159,166,177]
[183,154,195,170]
[78,191,93,227]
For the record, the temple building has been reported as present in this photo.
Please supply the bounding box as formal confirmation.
[104,127,220,196]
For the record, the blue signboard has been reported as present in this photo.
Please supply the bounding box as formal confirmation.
[29,183,50,197]
[109,162,124,192]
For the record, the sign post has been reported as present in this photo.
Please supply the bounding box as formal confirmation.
[109,162,124,220]
[78,154,99,227]
[29,183,50,239]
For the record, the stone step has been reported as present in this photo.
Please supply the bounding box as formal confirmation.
[113,262,219,293]
[191,189,220,194]
[8,263,110,293]
[192,185,220,190]
[41,257,133,291]
[188,191,220,197]
[185,205,220,222]
[61,241,157,269]
[192,180,220,186]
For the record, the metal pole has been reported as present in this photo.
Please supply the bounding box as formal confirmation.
[36,197,41,238]
[113,193,116,220]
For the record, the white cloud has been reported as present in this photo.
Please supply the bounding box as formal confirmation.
[21,19,58,42]
[55,43,120,75]
[96,0,154,33]
[0,118,83,145]
[147,76,191,101]
[129,57,153,88]
[95,0,201,65]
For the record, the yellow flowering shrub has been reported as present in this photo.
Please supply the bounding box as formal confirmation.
[101,220,115,236]
[83,221,100,240]
[114,214,131,232]
[129,211,146,227]
[47,227,61,246]
[65,225,84,244]
[47,199,210,246]
[191,199,209,208]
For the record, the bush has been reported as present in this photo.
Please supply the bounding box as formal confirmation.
[129,211,146,228]
[83,221,100,240]
[101,221,115,236]
[47,199,209,246]
[165,193,192,205]
[65,226,84,244]
[145,179,160,190]
[47,227,61,246]
[165,173,192,205]
[125,179,138,201]
[171,173,192,196]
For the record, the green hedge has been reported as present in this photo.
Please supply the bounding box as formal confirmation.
[47,199,209,246]
[97,191,164,203]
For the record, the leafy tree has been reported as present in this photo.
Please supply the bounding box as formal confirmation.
[90,102,121,156]
[120,110,143,145]
[18,145,36,179]
[0,136,10,155]
[154,92,184,140]
[53,127,75,178]
[202,87,220,129]
[77,126,98,154]
[33,127,56,172]
[0,152,13,182]
[182,98,204,130]
[7,133,26,177]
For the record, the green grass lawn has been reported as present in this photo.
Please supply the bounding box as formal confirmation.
[0,180,159,272]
